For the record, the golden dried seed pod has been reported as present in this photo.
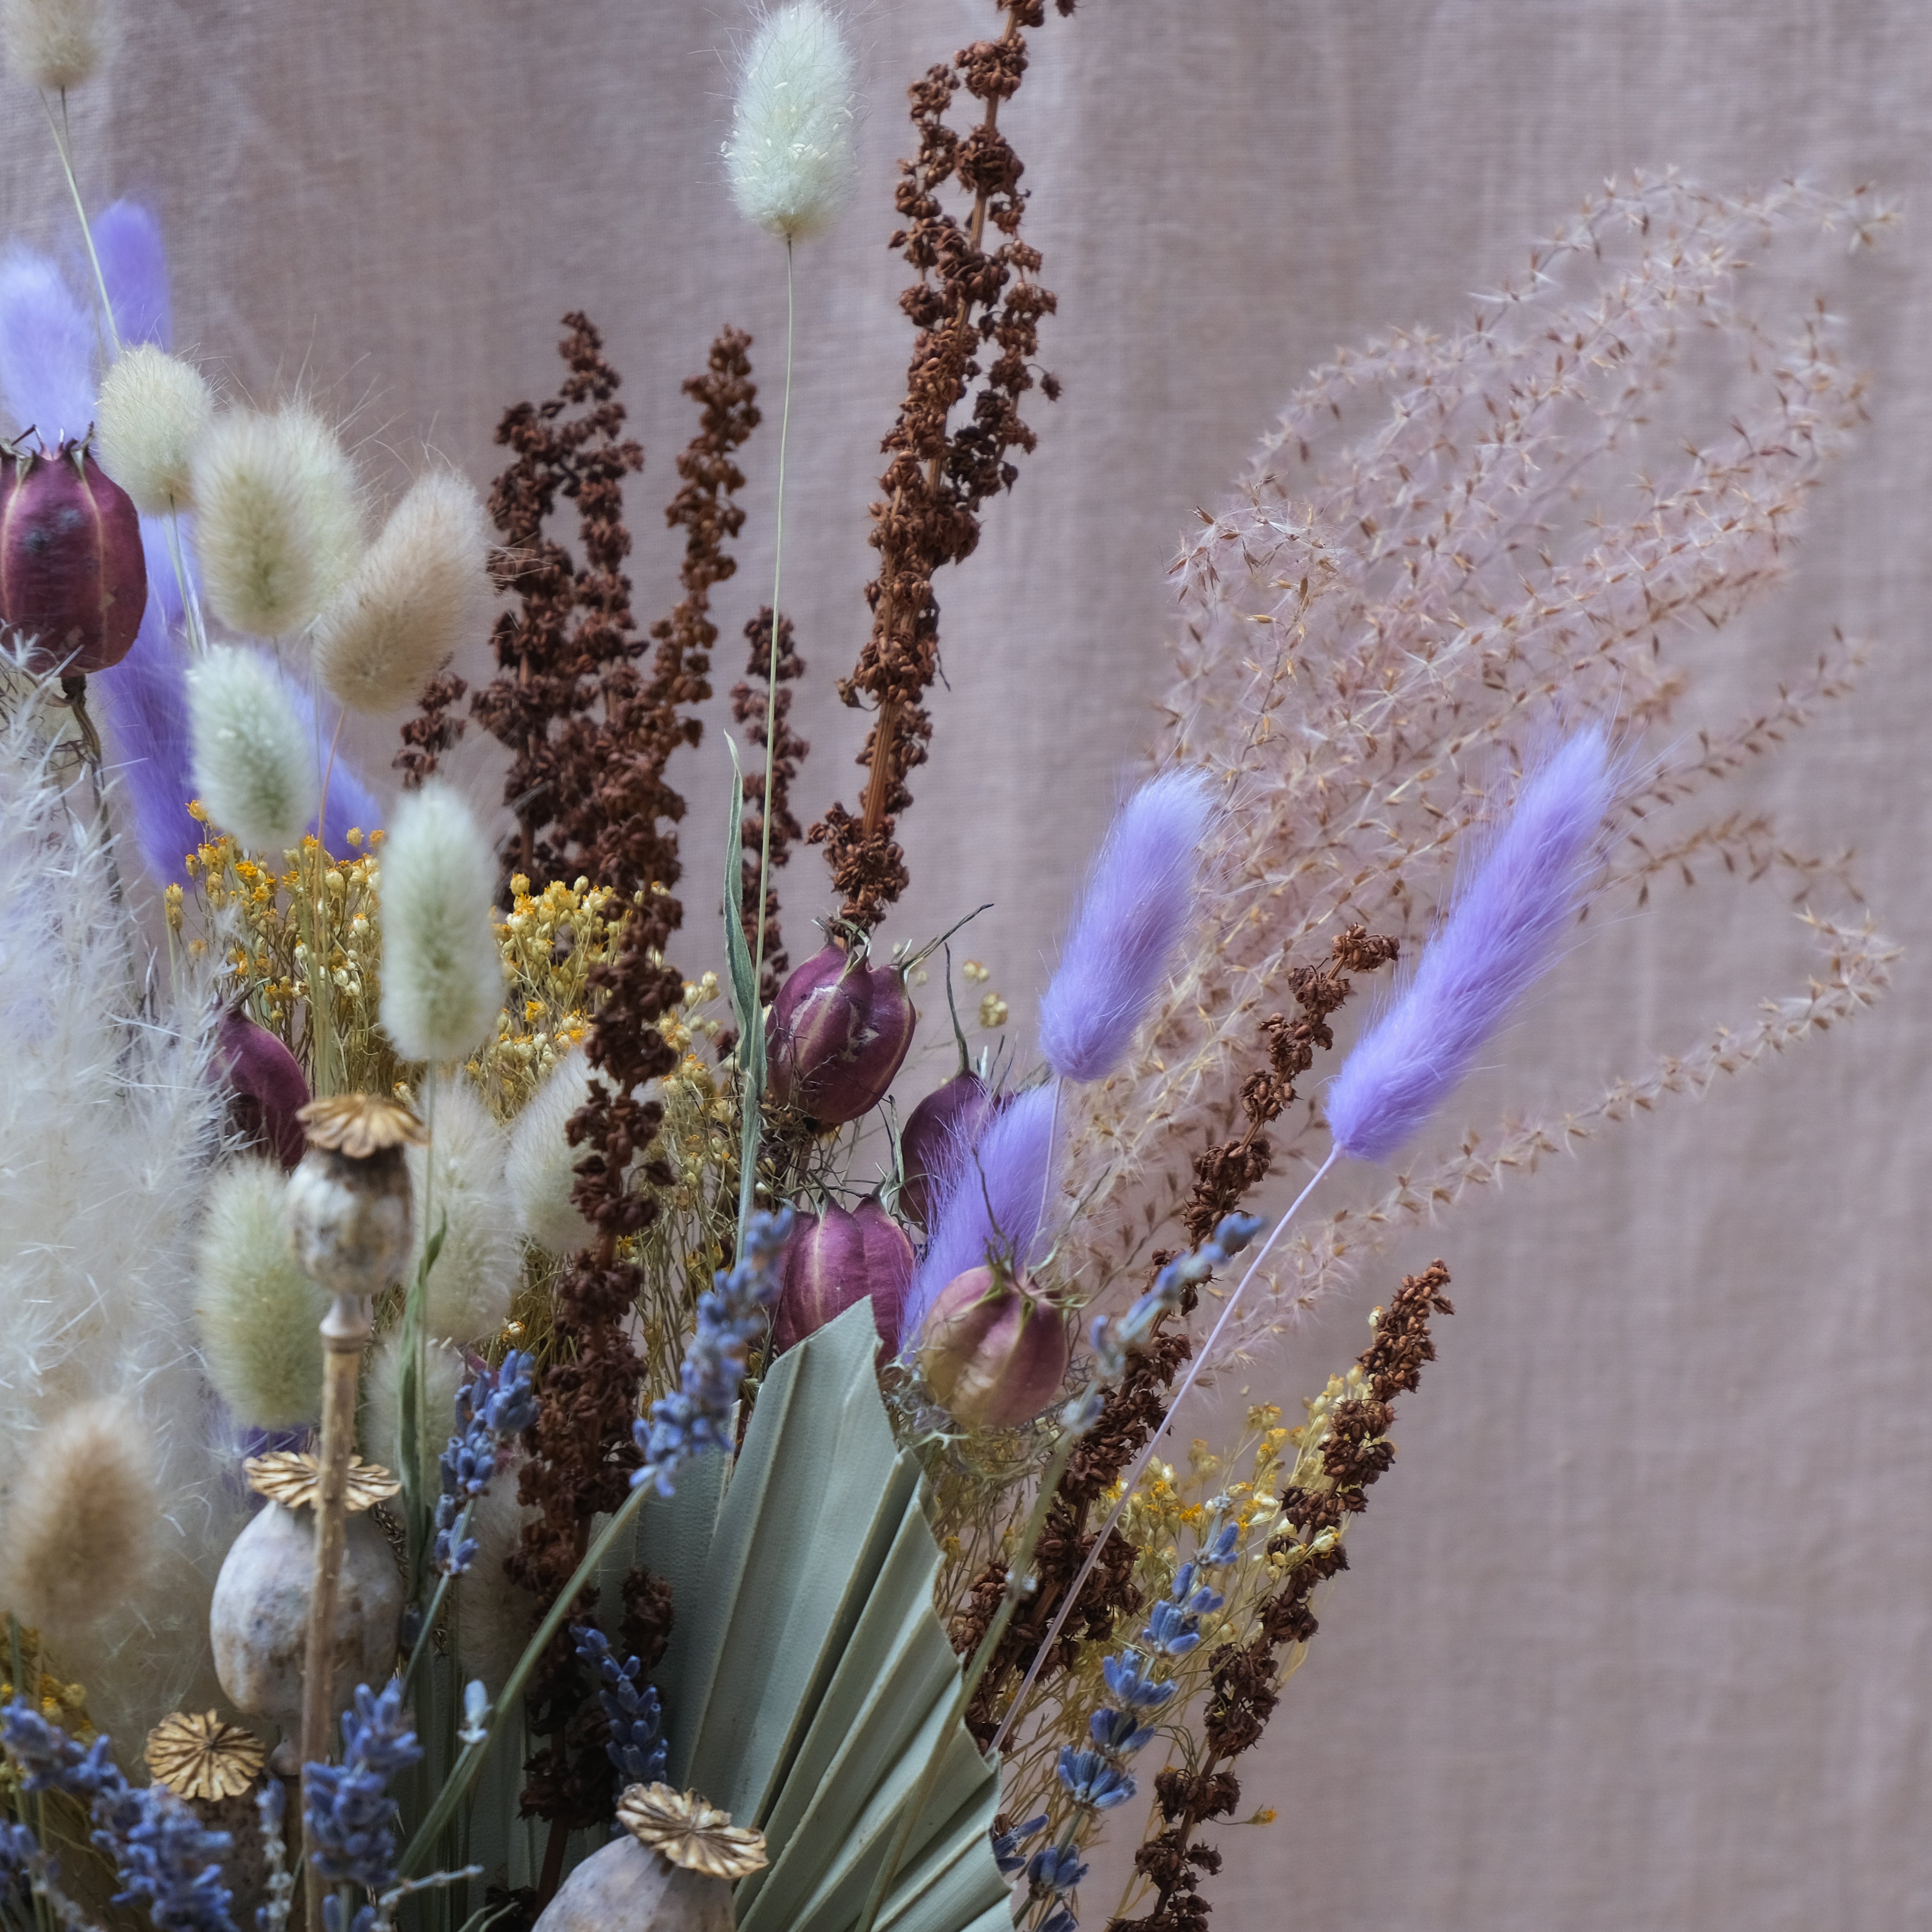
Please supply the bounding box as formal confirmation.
[616,1783,769,1880]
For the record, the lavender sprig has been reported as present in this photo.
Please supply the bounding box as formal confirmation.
[0,1702,237,1932]
[571,1625,668,1787]
[432,1349,537,1576]
[1025,1521,1242,1932]
[632,1208,794,1496]
[303,1680,420,1932]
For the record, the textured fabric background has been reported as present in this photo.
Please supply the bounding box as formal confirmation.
[9,2,1929,1925]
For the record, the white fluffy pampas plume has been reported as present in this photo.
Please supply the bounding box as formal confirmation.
[186,644,318,852]
[195,1159,326,1430]
[410,1073,520,1344]
[0,0,103,90]
[314,470,491,714]
[96,346,216,514]
[379,781,505,1064]
[725,0,856,240]
[505,1050,600,1257]
[0,692,245,1739]
[190,403,363,637]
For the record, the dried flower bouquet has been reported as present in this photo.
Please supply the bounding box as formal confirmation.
[0,3,1895,1932]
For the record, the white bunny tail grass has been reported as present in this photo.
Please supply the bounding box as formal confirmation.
[379,781,505,1064]
[409,1072,519,1345]
[0,685,245,1737]
[1,0,102,90]
[361,1329,465,1504]
[186,644,318,852]
[0,1397,158,1634]
[726,1,857,240]
[195,1159,326,1430]
[504,1049,598,1257]
[189,403,363,637]
[96,346,215,514]
[314,469,491,715]
[453,1460,541,1695]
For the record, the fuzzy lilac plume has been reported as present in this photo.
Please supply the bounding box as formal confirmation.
[0,246,94,443]
[1325,728,1615,1163]
[1038,769,1214,1084]
[93,200,172,350]
[904,1083,1060,1349]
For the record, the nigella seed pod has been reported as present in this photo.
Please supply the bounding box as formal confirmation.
[771,1198,915,1358]
[766,940,915,1126]
[285,1095,425,1299]
[899,1071,1001,1229]
[215,1010,310,1171]
[0,437,147,675]
[917,1265,1072,1431]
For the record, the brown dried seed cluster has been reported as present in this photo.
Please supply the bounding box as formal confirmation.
[731,607,809,1002]
[809,0,1072,933]
[1113,1261,1453,1932]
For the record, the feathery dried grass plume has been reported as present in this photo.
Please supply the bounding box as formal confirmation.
[186,643,318,851]
[725,1,857,240]
[0,0,101,91]
[190,402,362,636]
[1326,728,1613,1163]
[0,1396,158,1633]
[408,1071,519,1343]
[315,469,491,713]
[1039,769,1214,1084]
[0,242,94,441]
[96,345,215,513]
[195,1157,326,1430]
[361,1331,464,1497]
[0,668,245,1736]
[1057,174,1896,1329]
[505,1048,598,1257]
[378,779,505,1064]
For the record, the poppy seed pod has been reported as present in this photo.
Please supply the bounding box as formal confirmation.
[771,1198,915,1358]
[898,1070,1002,1229]
[215,1010,310,1171]
[285,1095,424,1300]
[766,940,915,1126]
[0,437,147,676]
[916,1264,1071,1431]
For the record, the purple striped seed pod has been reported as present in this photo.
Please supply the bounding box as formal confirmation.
[0,438,147,676]
[898,1070,1002,1229]
[770,1198,916,1358]
[916,1265,1071,1431]
[767,941,916,1127]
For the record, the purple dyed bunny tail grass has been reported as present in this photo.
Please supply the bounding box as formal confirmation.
[1038,768,1215,1084]
[1325,727,1616,1164]
[91,201,171,349]
[0,245,94,443]
[904,1083,1061,1348]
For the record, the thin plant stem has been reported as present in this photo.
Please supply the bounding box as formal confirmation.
[986,1146,1342,1756]
[162,502,209,659]
[736,240,796,1256]
[38,92,117,360]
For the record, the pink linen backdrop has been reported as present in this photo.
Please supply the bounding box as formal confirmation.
[6,2,1928,1925]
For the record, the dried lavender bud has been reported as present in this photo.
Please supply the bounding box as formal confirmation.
[898,1069,1001,1228]
[766,940,915,1126]
[771,1197,915,1357]
[0,437,146,674]
[917,1264,1071,1431]
[215,1009,309,1171]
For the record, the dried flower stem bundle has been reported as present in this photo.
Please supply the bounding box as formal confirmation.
[811,0,1072,930]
